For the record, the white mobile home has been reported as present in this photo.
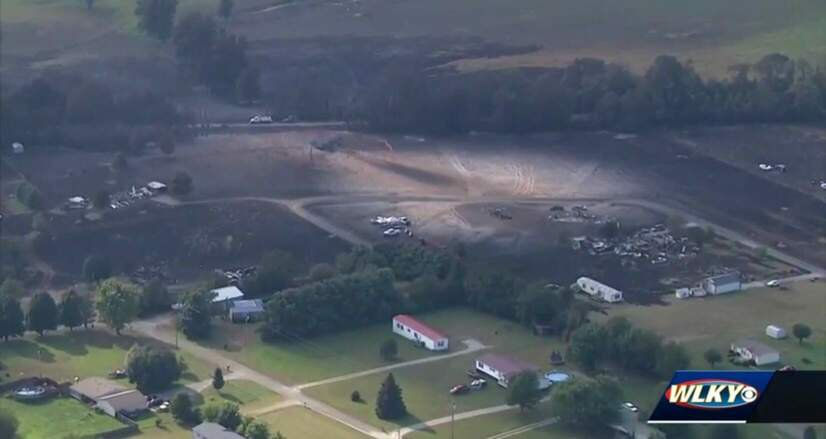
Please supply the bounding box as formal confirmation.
[577,277,623,303]
[392,314,448,351]
[475,353,551,389]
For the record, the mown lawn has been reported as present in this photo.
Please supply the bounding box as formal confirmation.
[0,395,124,439]
[407,401,556,439]
[201,379,282,412]
[196,320,442,385]
[259,406,370,439]
[596,281,826,371]
[303,308,569,430]
[0,329,215,385]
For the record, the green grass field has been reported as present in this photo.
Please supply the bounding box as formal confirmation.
[0,329,215,385]
[201,379,282,412]
[259,406,370,439]
[303,308,569,430]
[0,395,125,439]
[597,281,826,371]
[197,320,441,385]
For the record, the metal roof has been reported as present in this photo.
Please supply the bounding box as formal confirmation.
[393,314,447,341]
[193,423,245,439]
[477,353,539,377]
[210,286,245,303]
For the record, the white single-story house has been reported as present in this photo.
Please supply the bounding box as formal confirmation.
[211,286,244,303]
[731,339,780,366]
[392,314,448,351]
[96,389,147,417]
[193,422,245,439]
[766,325,787,339]
[703,272,742,295]
[229,299,265,323]
[69,377,126,403]
[577,277,623,303]
[11,142,24,154]
[475,353,551,389]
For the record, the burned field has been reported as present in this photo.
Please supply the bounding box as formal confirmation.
[33,201,348,286]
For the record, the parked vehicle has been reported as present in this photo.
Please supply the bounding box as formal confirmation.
[450,384,469,395]
[623,401,639,412]
[249,115,274,124]
[766,279,780,288]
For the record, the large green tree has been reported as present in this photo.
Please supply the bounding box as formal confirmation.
[0,295,25,341]
[203,402,242,431]
[59,290,85,331]
[213,367,225,391]
[0,278,24,299]
[171,392,201,425]
[27,292,58,336]
[135,0,178,41]
[568,323,607,372]
[95,279,139,335]
[375,373,407,420]
[793,323,812,345]
[704,348,722,369]
[0,408,18,439]
[126,345,183,393]
[505,371,542,411]
[180,289,213,340]
[139,279,171,317]
[551,376,621,431]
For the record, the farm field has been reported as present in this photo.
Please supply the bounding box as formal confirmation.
[259,406,370,439]
[201,379,282,413]
[193,319,442,385]
[0,329,215,384]
[0,395,125,439]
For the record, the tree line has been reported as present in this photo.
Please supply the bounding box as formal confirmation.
[260,243,587,342]
[356,54,826,134]
[0,74,184,152]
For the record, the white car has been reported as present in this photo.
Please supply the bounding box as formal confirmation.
[758,163,773,171]
[383,228,401,237]
[623,402,639,412]
[249,115,274,124]
[766,279,780,288]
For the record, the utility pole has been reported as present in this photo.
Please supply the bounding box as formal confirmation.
[450,401,456,439]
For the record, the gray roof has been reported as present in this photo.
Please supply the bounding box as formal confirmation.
[98,389,147,412]
[734,339,779,357]
[70,377,127,400]
[193,423,245,439]
[230,299,264,313]
[707,271,741,285]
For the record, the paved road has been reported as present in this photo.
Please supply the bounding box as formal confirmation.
[486,418,558,439]
[398,396,551,437]
[295,338,487,390]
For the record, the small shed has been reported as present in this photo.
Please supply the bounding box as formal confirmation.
[766,325,787,339]
[11,142,24,154]
[229,299,265,323]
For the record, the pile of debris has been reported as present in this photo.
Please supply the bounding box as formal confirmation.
[369,215,413,238]
[218,266,258,285]
[758,163,786,173]
[489,207,512,220]
[572,224,700,265]
[547,205,612,224]
[131,263,172,284]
